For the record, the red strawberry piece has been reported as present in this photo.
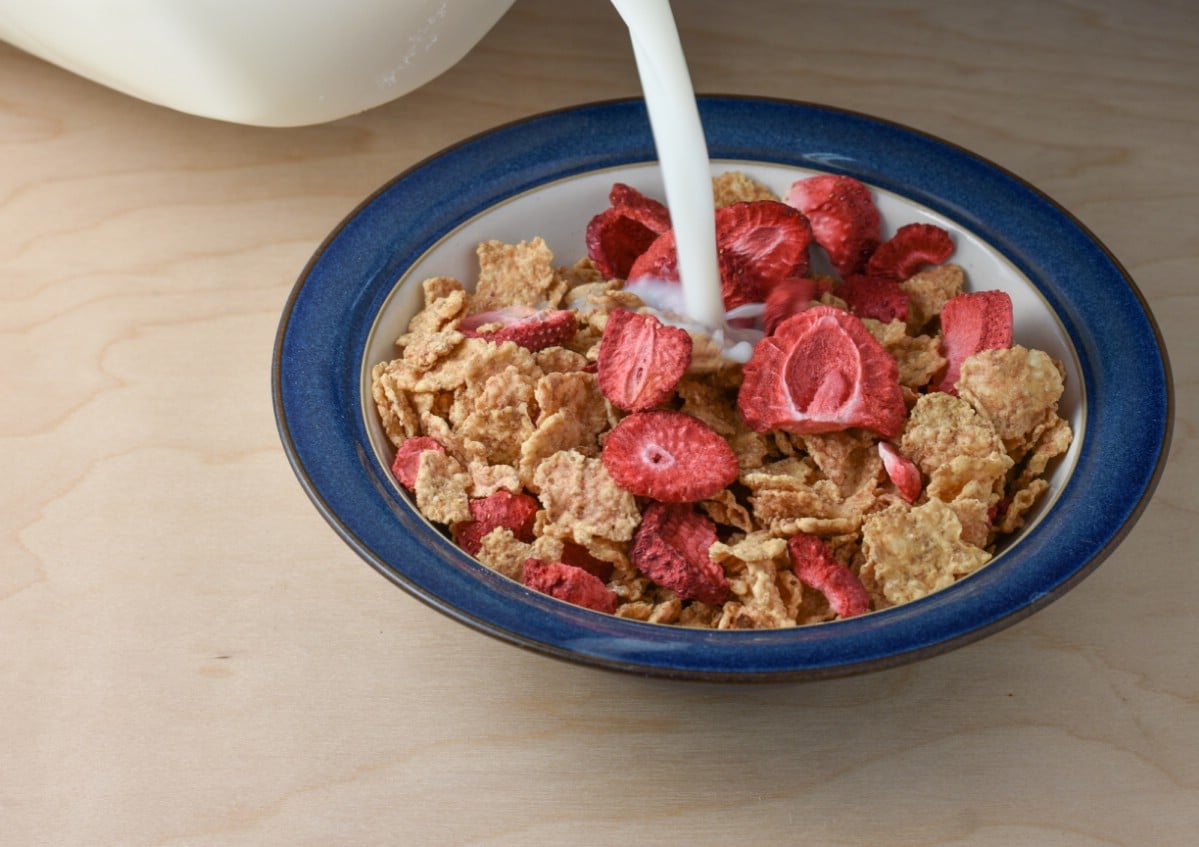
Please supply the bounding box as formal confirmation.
[762,276,834,335]
[738,305,907,438]
[596,308,692,411]
[627,200,813,311]
[787,534,870,618]
[878,441,922,503]
[934,289,1014,394]
[452,490,539,556]
[838,274,910,323]
[585,183,670,279]
[459,306,577,352]
[866,222,954,280]
[631,503,728,605]
[522,558,619,614]
[601,410,740,503]
[390,436,446,489]
[559,542,615,582]
[785,174,881,277]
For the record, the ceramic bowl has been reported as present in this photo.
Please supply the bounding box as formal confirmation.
[273,97,1172,681]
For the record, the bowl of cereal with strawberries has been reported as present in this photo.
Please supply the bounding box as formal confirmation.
[273,97,1171,681]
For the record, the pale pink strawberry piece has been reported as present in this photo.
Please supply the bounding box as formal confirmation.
[838,274,910,323]
[785,174,882,277]
[738,305,907,438]
[934,290,1014,394]
[459,306,577,352]
[787,534,870,619]
[866,222,954,280]
[390,436,446,489]
[596,308,692,411]
[452,490,539,556]
[878,441,922,503]
[522,558,619,614]
[627,200,813,310]
[601,410,740,503]
[631,503,728,605]
[585,183,670,279]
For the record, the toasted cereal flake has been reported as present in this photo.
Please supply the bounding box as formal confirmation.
[474,528,534,581]
[710,530,789,565]
[926,453,1013,507]
[412,450,472,525]
[860,499,992,606]
[370,361,422,447]
[400,328,467,378]
[466,461,523,497]
[946,496,992,549]
[998,478,1051,536]
[901,263,965,333]
[900,393,1008,477]
[712,171,780,207]
[719,560,796,629]
[471,238,565,313]
[863,318,946,389]
[699,489,755,534]
[534,346,590,374]
[1016,415,1073,488]
[802,430,883,498]
[532,450,641,547]
[957,345,1066,457]
[397,277,469,345]
[518,371,611,486]
[555,257,607,290]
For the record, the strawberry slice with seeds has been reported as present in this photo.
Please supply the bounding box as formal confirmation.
[878,441,922,503]
[786,174,881,277]
[601,410,740,503]
[522,558,619,614]
[866,222,955,280]
[838,274,910,323]
[459,306,577,352]
[596,308,692,411]
[631,503,728,605]
[762,276,834,335]
[934,290,1013,393]
[787,534,870,619]
[452,490,539,556]
[627,200,813,311]
[738,305,907,438]
[390,436,446,489]
[585,183,670,279]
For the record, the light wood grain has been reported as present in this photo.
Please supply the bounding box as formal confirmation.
[2,1,1196,844]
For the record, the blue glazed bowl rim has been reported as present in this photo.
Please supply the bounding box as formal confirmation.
[273,96,1172,681]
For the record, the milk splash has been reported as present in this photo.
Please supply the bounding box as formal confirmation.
[610,0,762,360]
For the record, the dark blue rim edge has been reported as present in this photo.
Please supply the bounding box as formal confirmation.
[272,96,1174,683]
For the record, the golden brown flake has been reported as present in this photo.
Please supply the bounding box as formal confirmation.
[711,171,780,207]
[532,450,641,547]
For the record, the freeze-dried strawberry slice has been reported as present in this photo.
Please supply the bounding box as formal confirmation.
[631,503,728,605]
[866,223,954,280]
[522,558,619,614]
[762,276,835,335]
[585,183,670,279]
[559,542,615,583]
[738,305,907,438]
[786,174,881,277]
[459,306,577,352]
[787,534,870,619]
[596,308,692,411]
[601,410,740,503]
[390,436,446,489]
[627,200,813,310]
[878,441,922,503]
[838,274,910,323]
[934,290,1013,393]
[452,490,539,556]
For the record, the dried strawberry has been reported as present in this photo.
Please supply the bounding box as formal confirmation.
[608,183,671,232]
[738,305,907,438]
[934,290,1013,393]
[522,558,619,614]
[631,503,728,605]
[390,436,445,489]
[452,490,539,556]
[585,183,670,279]
[460,306,577,352]
[762,276,833,335]
[838,274,910,323]
[787,534,870,619]
[866,222,954,280]
[785,174,881,277]
[878,441,922,503]
[627,200,813,310]
[601,410,740,503]
[559,542,615,582]
[596,308,692,411]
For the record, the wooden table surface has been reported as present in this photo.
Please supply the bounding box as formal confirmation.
[3,1,1196,844]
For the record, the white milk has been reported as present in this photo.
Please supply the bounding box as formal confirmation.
[609,0,727,332]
